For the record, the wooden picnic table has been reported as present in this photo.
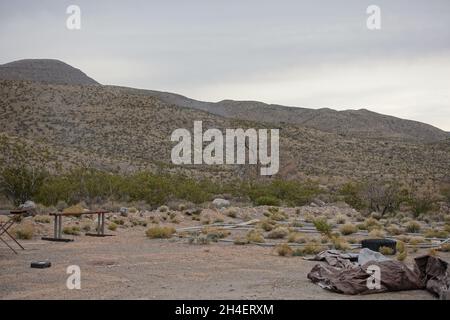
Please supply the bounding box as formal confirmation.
[41,210,112,242]
[0,209,29,254]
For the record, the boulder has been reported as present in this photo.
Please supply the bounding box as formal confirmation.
[212,198,230,209]
[119,207,129,217]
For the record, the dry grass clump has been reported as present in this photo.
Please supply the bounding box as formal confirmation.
[34,215,51,224]
[14,224,34,239]
[267,208,288,221]
[290,220,303,228]
[379,246,395,255]
[331,236,350,251]
[158,205,169,213]
[409,236,425,245]
[267,227,289,239]
[335,214,347,224]
[424,229,448,239]
[437,243,450,252]
[233,237,249,245]
[224,208,238,218]
[146,226,176,239]
[368,229,386,238]
[339,223,357,235]
[62,204,86,214]
[275,243,293,257]
[304,213,315,223]
[202,227,230,241]
[108,222,118,231]
[396,241,407,261]
[386,224,403,236]
[63,225,81,235]
[363,218,382,231]
[287,232,307,243]
[259,219,276,231]
[294,243,325,256]
[246,230,265,243]
[405,221,421,233]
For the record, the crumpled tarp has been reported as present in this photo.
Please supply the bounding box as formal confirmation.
[307,250,449,297]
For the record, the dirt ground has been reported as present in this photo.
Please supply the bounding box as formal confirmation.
[1,227,445,300]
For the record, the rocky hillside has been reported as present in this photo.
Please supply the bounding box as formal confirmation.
[143,91,449,143]
[0,59,99,85]
[1,80,449,184]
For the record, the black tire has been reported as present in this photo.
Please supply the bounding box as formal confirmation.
[361,239,397,254]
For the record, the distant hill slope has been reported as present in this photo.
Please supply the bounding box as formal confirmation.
[0,58,447,143]
[0,59,99,85]
[1,80,450,183]
[141,90,449,143]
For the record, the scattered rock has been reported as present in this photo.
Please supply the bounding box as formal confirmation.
[119,207,129,217]
[212,198,230,209]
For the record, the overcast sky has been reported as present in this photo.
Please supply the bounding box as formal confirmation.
[1,0,449,130]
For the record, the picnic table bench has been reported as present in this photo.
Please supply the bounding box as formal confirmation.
[42,210,113,242]
[0,209,29,254]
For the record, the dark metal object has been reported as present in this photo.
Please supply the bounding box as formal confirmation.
[361,238,397,254]
[31,261,51,269]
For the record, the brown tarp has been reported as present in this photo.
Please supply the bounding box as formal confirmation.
[307,252,449,298]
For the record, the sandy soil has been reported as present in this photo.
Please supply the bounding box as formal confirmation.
[0,227,445,300]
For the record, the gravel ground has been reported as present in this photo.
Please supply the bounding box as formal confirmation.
[0,228,444,300]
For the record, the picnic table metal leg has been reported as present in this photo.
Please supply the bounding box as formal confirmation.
[0,221,25,251]
[0,235,17,254]
[58,215,62,239]
[54,215,58,238]
[101,213,105,235]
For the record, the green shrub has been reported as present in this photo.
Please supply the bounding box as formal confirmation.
[255,196,281,206]
[63,226,81,235]
[313,218,332,236]
[108,223,118,231]
[379,246,394,255]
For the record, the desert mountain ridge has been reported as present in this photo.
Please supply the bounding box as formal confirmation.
[0,58,448,145]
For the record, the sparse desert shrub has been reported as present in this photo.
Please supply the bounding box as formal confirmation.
[267,227,289,239]
[112,217,124,225]
[335,214,347,224]
[304,213,315,223]
[339,223,357,235]
[313,218,332,236]
[246,230,265,243]
[233,237,249,245]
[259,219,276,232]
[339,182,366,210]
[255,196,281,206]
[368,229,386,238]
[424,229,448,239]
[298,243,325,255]
[387,225,403,236]
[409,236,425,245]
[81,223,91,232]
[63,226,81,235]
[290,220,303,228]
[270,211,288,221]
[130,217,147,227]
[276,243,293,256]
[438,244,450,252]
[405,221,421,233]
[288,232,307,243]
[146,226,176,239]
[108,222,118,231]
[364,218,382,231]
[34,215,51,224]
[225,208,237,218]
[331,236,350,251]
[202,227,230,240]
[14,224,34,239]
[379,246,395,255]
[397,251,407,261]
[158,205,169,213]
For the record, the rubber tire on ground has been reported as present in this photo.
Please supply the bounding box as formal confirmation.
[361,239,397,254]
